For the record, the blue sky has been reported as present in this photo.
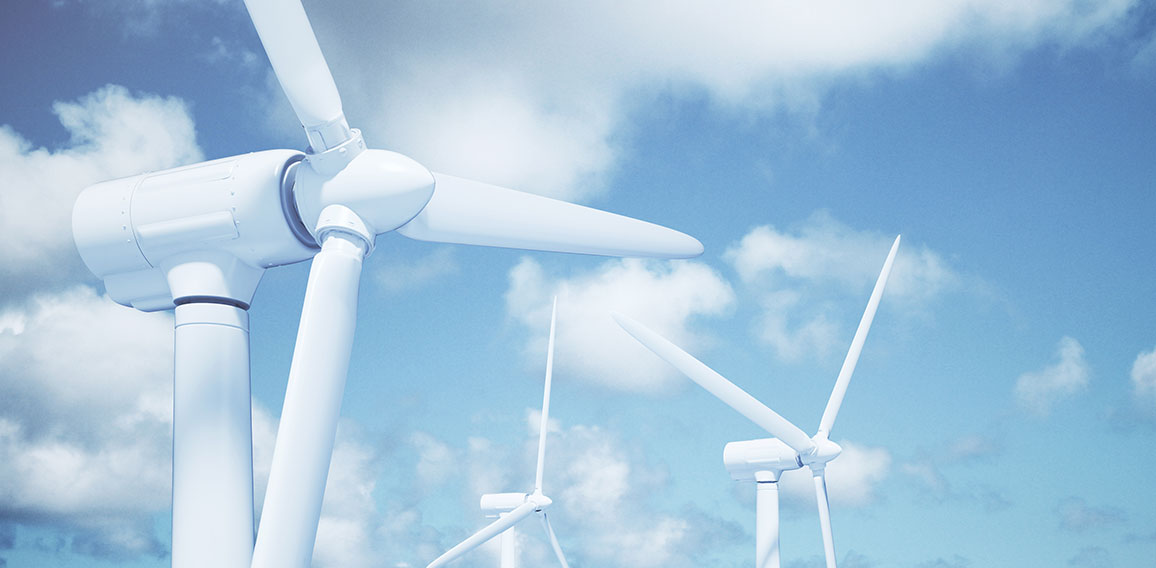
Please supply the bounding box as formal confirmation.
[1,1,1155,567]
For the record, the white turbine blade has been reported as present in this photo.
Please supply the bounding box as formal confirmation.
[426,502,538,568]
[252,234,367,568]
[818,235,900,436]
[396,173,703,259]
[612,312,815,454]
[539,512,571,568]
[813,470,838,568]
[535,297,558,494]
[243,0,350,148]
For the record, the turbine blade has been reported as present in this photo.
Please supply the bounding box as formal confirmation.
[612,312,815,454]
[818,235,900,437]
[243,0,350,149]
[534,298,558,494]
[252,234,367,568]
[426,502,538,568]
[813,469,838,568]
[539,512,571,568]
[396,173,703,259]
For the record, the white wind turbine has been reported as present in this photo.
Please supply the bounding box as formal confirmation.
[613,236,900,568]
[428,299,571,568]
[69,2,701,567]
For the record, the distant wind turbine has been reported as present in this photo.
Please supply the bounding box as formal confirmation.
[428,298,571,568]
[614,235,900,568]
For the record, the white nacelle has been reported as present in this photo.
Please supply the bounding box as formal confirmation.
[480,492,527,517]
[723,438,804,482]
[73,150,317,310]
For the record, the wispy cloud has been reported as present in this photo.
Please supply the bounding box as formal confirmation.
[374,248,460,294]
[1056,497,1127,533]
[1014,336,1090,416]
[1068,545,1114,567]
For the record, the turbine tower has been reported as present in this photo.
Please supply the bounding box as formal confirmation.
[614,236,900,568]
[70,2,702,567]
[427,298,571,568]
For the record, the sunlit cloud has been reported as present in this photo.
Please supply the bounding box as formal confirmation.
[505,257,734,393]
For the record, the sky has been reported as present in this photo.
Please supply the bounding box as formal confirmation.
[1,1,1155,567]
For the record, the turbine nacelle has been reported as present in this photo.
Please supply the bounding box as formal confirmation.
[72,150,316,310]
[724,438,804,482]
[480,492,543,517]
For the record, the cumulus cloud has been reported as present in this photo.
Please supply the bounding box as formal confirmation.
[779,441,892,509]
[505,257,734,393]
[289,0,1141,200]
[1014,336,1090,416]
[1130,345,1156,406]
[417,412,742,568]
[724,213,956,361]
[311,425,382,568]
[0,85,202,301]
[0,287,173,559]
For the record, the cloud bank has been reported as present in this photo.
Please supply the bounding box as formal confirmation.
[298,0,1141,199]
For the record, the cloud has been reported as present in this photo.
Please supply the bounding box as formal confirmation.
[1014,337,1090,415]
[1130,345,1156,406]
[289,0,1141,200]
[420,412,742,568]
[779,441,892,509]
[916,556,973,568]
[311,424,382,568]
[410,431,457,491]
[373,248,460,294]
[505,257,734,393]
[724,213,956,361]
[0,85,202,302]
[0,287,173,560]
[1056,497,1127,533]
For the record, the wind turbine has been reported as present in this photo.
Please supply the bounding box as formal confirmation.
[613,236,900,568]
[427,298,571,568]
[69,1,701,567]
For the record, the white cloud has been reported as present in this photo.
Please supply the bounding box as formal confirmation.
[423,413,741,568]
[297,0,1139,200]
[0,85,202,300]
[1014,336,1090,416]
[779,441,892,509]
[724,213,956,361]
[0,287,173,559]
[311,424,382,568]
[1130,345,1156,405]
[505,257,734,393]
